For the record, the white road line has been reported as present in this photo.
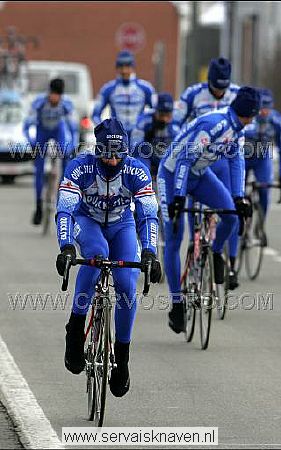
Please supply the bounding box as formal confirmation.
[263,247,279,257]
[0,334,64,449]
[273,256,281,263]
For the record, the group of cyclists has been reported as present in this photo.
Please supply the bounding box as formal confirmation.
[22,49,281,398]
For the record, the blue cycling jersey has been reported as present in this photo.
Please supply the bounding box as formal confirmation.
[244,109,281,174]
[174,82,239,126]
[161,106,245,198]
[92,74,155,133]
[130,110,180,164]
[56,153,158,253]
[23,94,78,147]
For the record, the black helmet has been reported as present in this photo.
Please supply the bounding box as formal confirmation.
[49,78,65,95]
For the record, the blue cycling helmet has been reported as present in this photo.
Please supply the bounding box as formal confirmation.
[156,93,174,113]
[231,86,261,118]
[115,50,135,67]
[259,88,274,109]
[208,57,231,89]
[94,118,129,159]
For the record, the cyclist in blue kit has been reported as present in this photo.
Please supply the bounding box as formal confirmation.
[55,118,161,397]
[158,87,260,334]
[92,50,155,141]
[244,88,281,246]
[131,92,180,175]
[23,78,78,225]
[174,57,242,289]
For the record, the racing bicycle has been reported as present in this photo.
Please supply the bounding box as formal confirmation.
[179,204,239,349]
[61,255,151,427]
[237,181,280,280]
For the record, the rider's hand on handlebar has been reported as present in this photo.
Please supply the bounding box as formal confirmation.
[234,197,252,219]
[141,249,162,284]
[56,244,76,276]
[168,196,185,220]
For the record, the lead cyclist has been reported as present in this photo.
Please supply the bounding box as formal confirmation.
[55,118,161,397]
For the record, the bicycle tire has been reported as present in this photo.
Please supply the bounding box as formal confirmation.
[158,212,166,283]
[181,248,196,342]
[236,236,245,275]
[42,172,52,236]
[200,248,213,350]
[216,248,229,320]
[88,303,109,426]
[245,202,264,280]
[87,307,100,423]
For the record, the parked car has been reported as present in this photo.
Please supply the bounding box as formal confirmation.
[0,90,33,184]
[22,60,94,119]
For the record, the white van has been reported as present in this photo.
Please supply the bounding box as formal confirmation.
[22,60,94,118]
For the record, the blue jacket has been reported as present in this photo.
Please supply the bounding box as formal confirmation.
[23,94,78,147]
[244,109,281,175]
[174,82,239,126]
[56,153,158,254]
[92,75,155,133]
[160,107,245,198]
[131,110,180,164]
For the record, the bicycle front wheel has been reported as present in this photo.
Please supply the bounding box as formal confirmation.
[158,213,166,283]
[42,172,52,236]
[87,304,109,426]
[245,203,264,280]
[199,249,213,350]
[181,249,196,342]
[215,249,229,321]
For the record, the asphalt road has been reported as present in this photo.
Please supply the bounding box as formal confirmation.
[1,177,281,449]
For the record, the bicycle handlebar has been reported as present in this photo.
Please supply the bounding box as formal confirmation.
[246,181,281,189]
[61,257,151,296]
[183,208,240,215]
[247,181,281,204]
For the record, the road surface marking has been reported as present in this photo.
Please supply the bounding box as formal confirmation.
[0,334,64,449]
[263,247,279,257]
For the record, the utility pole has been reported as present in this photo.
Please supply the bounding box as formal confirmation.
[188,1,199,85]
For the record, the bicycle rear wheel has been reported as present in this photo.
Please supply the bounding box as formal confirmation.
[181,248,196,342]
[245,202,264,280]
[87,302,109,426]
[200,249,213,350]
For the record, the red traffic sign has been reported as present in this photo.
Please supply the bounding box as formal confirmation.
[116,22,146,53]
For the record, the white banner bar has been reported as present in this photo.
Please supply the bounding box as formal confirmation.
[62,427,218,446]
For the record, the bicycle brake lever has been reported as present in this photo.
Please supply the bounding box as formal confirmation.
[143,260,152,296]
[62,255,72,291]
[172,214,179,235]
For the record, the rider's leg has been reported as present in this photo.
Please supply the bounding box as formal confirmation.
[253,156,273,218]
[108,220,139,397]
[157,166,185,333]
[157,167,185,303]
[32,132,49,225]
[211,158,239,289]
[65,216,109,374]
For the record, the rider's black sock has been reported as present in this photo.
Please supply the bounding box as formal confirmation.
[230,256,236,272]
[36,198,42,211]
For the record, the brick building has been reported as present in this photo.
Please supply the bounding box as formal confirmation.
[0,1,179,96]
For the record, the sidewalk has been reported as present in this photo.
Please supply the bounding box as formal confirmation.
[0,402,22,449]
